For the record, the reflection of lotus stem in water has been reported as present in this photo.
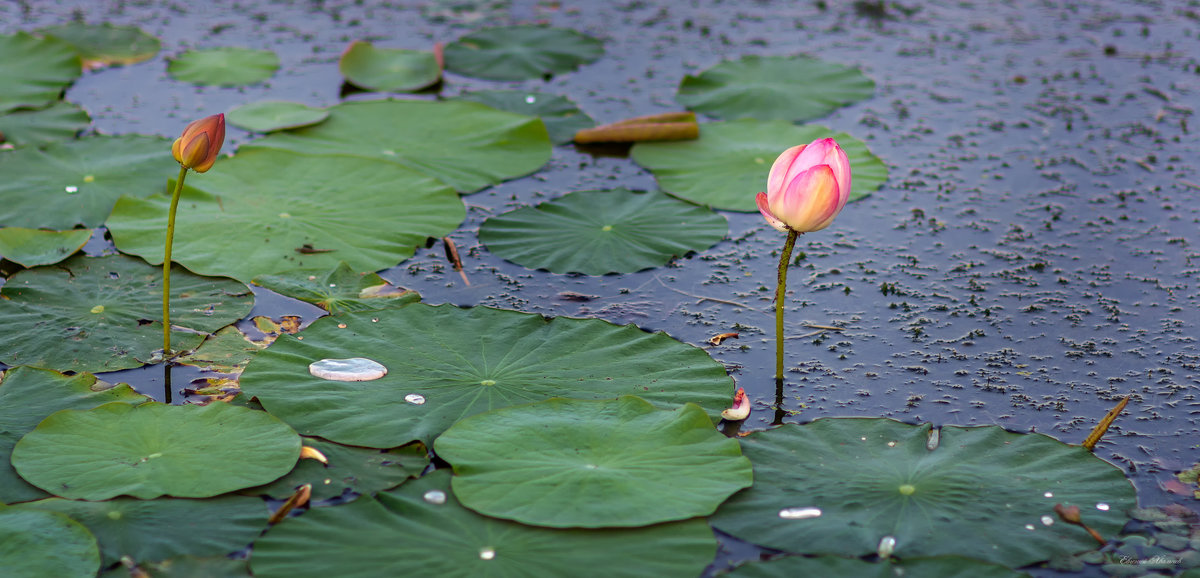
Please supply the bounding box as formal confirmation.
[162,165,188,356]
[774,230,799,380]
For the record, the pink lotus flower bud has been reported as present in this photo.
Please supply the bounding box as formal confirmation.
[172,113,225,173]
[755,138,851,233]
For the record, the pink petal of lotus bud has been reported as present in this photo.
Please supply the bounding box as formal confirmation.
[759,138,851,233]
[172,113,225,173]
[721,387,751,421]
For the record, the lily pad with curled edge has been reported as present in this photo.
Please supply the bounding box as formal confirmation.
[726,555,1027,578]
[709,418,1137,568]
[252,261,421,313]
[226,101,329,133]
[443,26,603,81]
[36,22,161,70]
[167,47,280,86]
[106,148,464,283]
[15,495,268,566]
[243,99,551,194]
[0,507,100,577]
[631,120,888,212]
[239,303,734,447]
[241,438,429,502]
[339,41,440,92]
[0,254,253,373]
[0,135,173,230]
[478,188,726,275]
[0,227,91,267]
[11,401,301,500]
[0,32,81,114]
[436,396,752,528]
[676,55,875,122]
[456,90,593,145]
[250,470,717,578]
[0,101,91,147]
[0,366,149,504]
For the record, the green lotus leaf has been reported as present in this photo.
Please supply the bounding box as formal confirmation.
[16,495,268,566]
[0,227,91,267]
[631,120,887,211]
[250,470,717,578]
[0,508,100,578]
[173,326,266,374]
[0,254,253,372]
[106,148,465,283]
[252,261,421,313]
[456,90,593,145]
[241,438,429,501]
[167,47,279,86]
[0,101,90,147]
[478,188,727,275]
[726,555,1028,578]
[36,22,161,69]
[443,26,603,81]
[677,55,875,122]
[709,418,1137,567]
[0,135,173,229]
[243,99,551,194]
[239,303,734,447]
[11,402,301,500]
[0,32,81,113]
[0,366,148,504]
[100,556,251,578]
[226,101,329,133]
[339,41,440,92]
[437,396,752,527]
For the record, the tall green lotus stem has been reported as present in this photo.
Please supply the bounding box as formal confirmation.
[774,230,799,380]
[162,166,188,356]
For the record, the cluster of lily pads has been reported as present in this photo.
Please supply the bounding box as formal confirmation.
[0,20,1143,578]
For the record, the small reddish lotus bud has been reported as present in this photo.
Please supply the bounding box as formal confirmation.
[172,113,225,173]
[1054,503,1082,524]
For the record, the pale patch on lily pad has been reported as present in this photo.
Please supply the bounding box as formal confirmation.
[308,358,388,382]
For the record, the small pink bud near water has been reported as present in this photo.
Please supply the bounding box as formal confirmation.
[172,113,225,173]
[721,387,750,421]
[755,137,851,234]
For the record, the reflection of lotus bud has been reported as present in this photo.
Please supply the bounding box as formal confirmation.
[172,114,225,173]
[755,138,851,234]
[1054,503,1082,524]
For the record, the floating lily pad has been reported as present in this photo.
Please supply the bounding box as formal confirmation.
[36,22,161,69]
[709,419,1137,567]
[0,32,81,113]
[0,366,148,504]
[226,101,329,133]
[0,135,173,229]
[339,41,440,92]
[631,120,888,211]
[240,303,734,447]
[437,396,752,527]
[173,326,266,374]
[0,101,90,147]
[106,148,464,283]
[0,227,91,267]
[456,90,593,145]
[0,254,253,372]
[443,26,603,80]
[17,495,268,566]
[677,55,875,122]
[242,438,428,501]
[478,188,726,275]
[727,555,1027,578]
[12,402,301,500]
[167,47,279,86]
[244,99,551,193]
[0,508,100,577]
[252,262,420,313]
[250,470,717,578]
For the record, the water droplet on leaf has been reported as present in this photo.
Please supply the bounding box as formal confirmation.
[308,358,388,381]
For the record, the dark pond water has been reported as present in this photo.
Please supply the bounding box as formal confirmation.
[3,0,1199,574]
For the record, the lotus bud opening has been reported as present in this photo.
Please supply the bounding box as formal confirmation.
[755,137,851,234]
[172,113,226,173]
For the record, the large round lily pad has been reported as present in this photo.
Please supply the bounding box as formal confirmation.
[339,41,440,92]
[11,401,301,500]
[437,396,752,527]
[0,32,81,113]
[167,47,279,86]
[250,470,717,578]
[239,303,734,447]
[36,22,161,69]
[0,135,173,229]
[226,101,329,133]
[727,556,1027,578]
[709,418,1137,567]
[243,99,551,193]
[0,227,91,267]
[0,366,148,504]
[478,188,727,275]
[631,120,888,211]
[0,254,253,372]
[443,26,603,80]
[0,101,90,147]
[17,495,268,566]
[457,90,594,145]
[677,55,875,122]
[242,438,428,501]
[106,148,465,283]
[0,507,100,578]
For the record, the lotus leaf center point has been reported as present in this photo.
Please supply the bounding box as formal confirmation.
[899,484,916,495]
